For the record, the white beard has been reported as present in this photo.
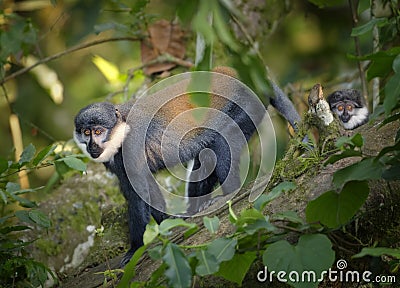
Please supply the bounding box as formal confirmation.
[342,107,369,130]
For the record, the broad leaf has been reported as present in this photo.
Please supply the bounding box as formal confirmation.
[32,144,56,166]
[195,249,219,276]
[236,208,265,229]
[203,216,220,234]
[351,18,387,36]
[216,251,257,285]
[0,225,31,234]
[163,243,192,288]
[262,234,335,288]
[0,189,7,204]
[324,149,362,165]
[57,157,86,172]
[271,210,304,224]
[207,238,237,262]
[159,218,197,236]
[15,210,36,225]
[19,143,36,165]
[117,245,147,288]
[335,133,364,148]
[333,158,384,188]
[254,181,296,211]
[143,219,159,245]
[384,71,400,115]
[29,210,51,228]
[0,157,8,174]
[306,181,369,228]
[353,247,400,259]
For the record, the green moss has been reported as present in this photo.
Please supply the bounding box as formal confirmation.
[35,239,62,256]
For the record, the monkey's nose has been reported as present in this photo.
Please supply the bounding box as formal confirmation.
[341,115,351,123]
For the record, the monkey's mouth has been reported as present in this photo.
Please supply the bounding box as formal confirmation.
[88,150,102,159]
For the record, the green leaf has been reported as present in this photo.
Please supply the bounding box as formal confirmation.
[271,210,304,224]
[393,53,400,74]
[242,217,277,235]
[55,160,69,176]
[28,210,51,228]
[254,181,296,211]
[0,225,31,234]
[207,238,237,262]
[177,0,198,24]
[384,72,400,115]
[263,234,335,288]
[57,157,86,172]
[117,245,147,288]
[203,216,219,234]
[6,182,21,193]
[324,150,363,166]
[335,133,364,149]
[143,219,159,245]
[382,164,400,180]
[163,243,192,288]
[333,158,384,188]
[212,1,240,52]
[0,215,13,225]
[377,141,400,158]
[236,208,265,229]
[195,249,219,276]
[306,181,369,228]
[19,143,36,165]
[216,251,257,285]
[0,189,7,204]
[15,210,36,225]
[32,145,56,166]
[147,245,163,260]
[8,193,37,208]
[351,18,387,37]
[159,218,197,236]
[353,247,400,259]
[0,157,8,174]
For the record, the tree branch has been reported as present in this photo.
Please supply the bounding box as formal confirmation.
[0,36,142,85]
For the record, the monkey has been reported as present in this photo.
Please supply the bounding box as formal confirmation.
[74,68,301,266]
[327,89,369,130]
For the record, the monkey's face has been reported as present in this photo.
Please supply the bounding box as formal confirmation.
[74,102,128,162]
[327,90,369,130]
[74,125,110,160]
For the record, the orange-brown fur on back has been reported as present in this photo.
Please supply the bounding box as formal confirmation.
[154,66,239,127]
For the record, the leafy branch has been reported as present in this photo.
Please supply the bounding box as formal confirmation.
[0,36,141,85]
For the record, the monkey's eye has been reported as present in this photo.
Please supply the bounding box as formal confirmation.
[83,129,91,136]
[94,129,102,135]
[346,105,353,111]
[337,105,344,111]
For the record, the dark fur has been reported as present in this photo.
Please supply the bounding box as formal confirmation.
[74,71,301,265]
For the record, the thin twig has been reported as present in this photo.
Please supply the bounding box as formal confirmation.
[348,0,369,104]
[371,0,381,111]
[0,36,142,85]
[105,53,193,101]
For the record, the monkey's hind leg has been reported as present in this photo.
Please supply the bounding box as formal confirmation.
[121,194,150,267]
[186,156,219,214]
